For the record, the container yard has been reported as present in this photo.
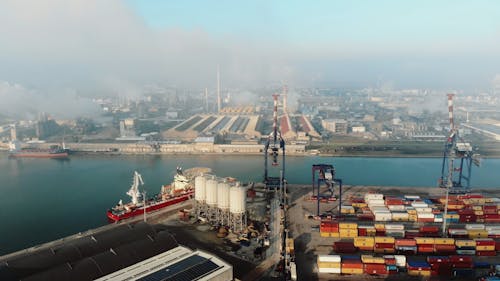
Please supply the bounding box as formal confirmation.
[285,183,500,281]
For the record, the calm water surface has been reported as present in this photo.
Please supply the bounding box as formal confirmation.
[0,154,499,255]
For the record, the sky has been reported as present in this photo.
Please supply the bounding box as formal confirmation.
[0,0,500,117]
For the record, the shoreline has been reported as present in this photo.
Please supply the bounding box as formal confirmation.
[2,150,498,159]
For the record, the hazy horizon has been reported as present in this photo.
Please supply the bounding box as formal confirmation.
[1,0,500,118]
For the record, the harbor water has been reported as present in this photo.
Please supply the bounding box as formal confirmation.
[0,154,499,255]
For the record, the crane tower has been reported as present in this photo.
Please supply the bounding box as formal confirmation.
[439,94,480,194]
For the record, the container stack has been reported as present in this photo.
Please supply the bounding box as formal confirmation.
[382,255,398,274]
[395,238,417,254]
[475,238,496,256]
[362,255,387,275]
[339,222,358,238]
[317,255,341,274]
[384,224,405,238]
[486,226,500,238]
[433,238,456,254]
[374,236,395,254]
[320,221,339,238]
[340,256,363,274]
[427,256,452,276]
[357,225,376,236]
[354,237,374,251]
[450,256,474,279]
[415,237,435,253]
[407,261,432,277]
[466,224,489,239]
[455,239,476,255]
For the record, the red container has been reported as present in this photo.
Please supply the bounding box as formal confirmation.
[333,241,357,253]
[452,262,474,269]
[476,251,496,256]
[375,230,386,236]
[375,243,394,248]
[417,218,434,223]
[384,257,396,265]
[364,263,388,275]
[405,230,420,239]
[357,214,374,221]
[342,259,363,269]
[427,256,450,264]
[476,239,495,246]
[468,193,484,198]
[358,228,368,236]
[450,256,472,263]
[458,209,474,215]
[431,268,453,276]
[495,241,500,251]
[395,239,417,246]
[418,244,435,253]
[434,244,456,254]
[420,226,439,233]
[385,198,404,205]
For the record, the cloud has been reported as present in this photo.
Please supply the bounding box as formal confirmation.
[0,0,498,118]
[0,81,100,119]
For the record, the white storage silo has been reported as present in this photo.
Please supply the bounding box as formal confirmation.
[205,178,218,207]
[217,181,230,210]
[194,175,206,203]
[229,184,246,214]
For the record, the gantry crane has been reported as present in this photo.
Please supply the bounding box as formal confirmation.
[312,164,343,217]
[439,94,480,194]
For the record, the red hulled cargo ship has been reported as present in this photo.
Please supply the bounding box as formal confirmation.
[107,168,194,222]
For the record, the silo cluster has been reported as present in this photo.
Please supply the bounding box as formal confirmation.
[194,174,247,232]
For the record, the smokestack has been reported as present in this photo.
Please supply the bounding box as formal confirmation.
[205,88,209,113]
[282,85,288,114]
[217,65,221,113]
[447,93,455,132]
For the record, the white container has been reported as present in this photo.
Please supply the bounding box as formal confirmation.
[194,175,206,202]
[449,229,468,235]
[391,212,409,219]
[434,218,443,223]
[216,181,230,210]
[318,267,341,274]
[404,195,420,200]
[317,255,341,263]
[465,224,485,230]
[415,207,433,213]
[388,205,405,211]
[394,255,407,267]
[365,194,384,200]
[385,224,405,230]
[417,213,434,219]
[485,226,500,231]
[371,206,389,212]
[205,178,218,206]
[374,213,392,221]
[411,202,428,208]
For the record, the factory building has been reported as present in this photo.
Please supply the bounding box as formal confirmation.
[96,246,232,281]
[321,119,348,134]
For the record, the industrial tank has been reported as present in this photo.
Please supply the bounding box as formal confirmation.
[205,178,218,207]
[217,181,230,210]
[194,175,206,202]
[229,183,246,214]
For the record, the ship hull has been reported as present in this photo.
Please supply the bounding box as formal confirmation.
[107,191,193,222]
[9,152,69,158]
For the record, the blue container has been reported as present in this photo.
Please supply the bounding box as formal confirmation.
[386,265,398,271]
[474,261,490,268]
[453,268,475,278]
[407,261,431,269]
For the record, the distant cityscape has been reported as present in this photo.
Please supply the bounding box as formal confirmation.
[1,85,500,155]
